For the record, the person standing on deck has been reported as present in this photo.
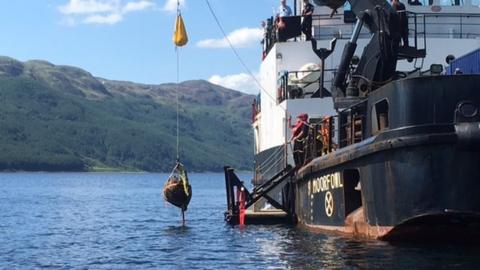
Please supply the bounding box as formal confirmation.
[289,113,309,167]
[391,0,409,47]
[276,0,292,42]
[301,0,315,41]
[277,0,292,17]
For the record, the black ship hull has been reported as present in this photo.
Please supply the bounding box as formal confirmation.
[226,75,480,242]
[296,142,480,241]
[294,75,480,241]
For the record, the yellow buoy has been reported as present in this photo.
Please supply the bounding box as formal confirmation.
[173,14,188,47]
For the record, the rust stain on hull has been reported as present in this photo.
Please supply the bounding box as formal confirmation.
[298,207,394,240]
[299,209,480,243]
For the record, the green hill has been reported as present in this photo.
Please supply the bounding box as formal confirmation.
[0,56,254,172]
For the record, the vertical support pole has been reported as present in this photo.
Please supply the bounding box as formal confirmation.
[284,109,289,169]
[320,57,325,98]
[460,14,463,39]
[349,111,353,145]
[293,0,298,42]
[423,15,426,50]
[313,124,318,158]
[294,0,297,16]
[229,168,237,215]
[225,166,237,216]
[224,166,232,212]
[414,13,418,49]
[238,187,246,226]
[328,116,333,152]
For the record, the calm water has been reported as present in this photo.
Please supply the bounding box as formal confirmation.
[0,173,479,269]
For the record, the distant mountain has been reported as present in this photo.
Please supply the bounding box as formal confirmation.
[0,56,253,172]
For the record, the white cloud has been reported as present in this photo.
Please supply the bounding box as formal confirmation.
[209,73,260,95]
[123,0,154,12]
[84,13,122,24]
[59,0,119,15]
[163,0,186,13]
[197,27,264,49]
[59,0,155,25]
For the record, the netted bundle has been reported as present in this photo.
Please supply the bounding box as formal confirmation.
[163,162,192,211]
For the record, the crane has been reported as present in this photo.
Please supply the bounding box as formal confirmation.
[313,0,425,107]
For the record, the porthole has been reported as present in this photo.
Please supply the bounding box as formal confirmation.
[458,101,478,118]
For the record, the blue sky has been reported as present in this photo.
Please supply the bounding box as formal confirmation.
[0,0,279,94]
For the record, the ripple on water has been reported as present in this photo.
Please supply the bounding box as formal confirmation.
[1,173,480,269]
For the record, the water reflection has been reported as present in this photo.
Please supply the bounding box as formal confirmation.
[232,224,480,270]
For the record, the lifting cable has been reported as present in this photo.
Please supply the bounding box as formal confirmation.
[204,1,304,179]
[165,0,192,226]
[176,39,180,161]
[204,0,286,111]
[174,0,188,161]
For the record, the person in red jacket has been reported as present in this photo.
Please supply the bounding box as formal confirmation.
[289,113,309,167]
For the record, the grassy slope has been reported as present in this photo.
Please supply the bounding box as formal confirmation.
[0,57,253,172]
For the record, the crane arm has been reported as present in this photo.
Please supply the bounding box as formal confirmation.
[313,0,401,101]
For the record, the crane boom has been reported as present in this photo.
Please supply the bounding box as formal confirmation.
[313,0,402,104]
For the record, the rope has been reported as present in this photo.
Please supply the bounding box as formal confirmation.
[204,0,285,111]
[175,0,181,161]
[176,47,180,161]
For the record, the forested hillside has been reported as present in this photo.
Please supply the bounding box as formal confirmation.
[0,56,253,172]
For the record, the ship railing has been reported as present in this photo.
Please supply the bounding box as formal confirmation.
[412,11,480,39]
[303,116,340,165]
[338,100,369,148]
[254,113,361,177]
[262,11,480,58]
[311,13,370,41]
[261,12,381,55]
[412,12,480,39]
[301,100,371,164]
[338,114,367,148]
[276,69,335,104]
[312,12,480,40]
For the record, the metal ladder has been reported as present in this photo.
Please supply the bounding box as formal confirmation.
[224,165,295,224]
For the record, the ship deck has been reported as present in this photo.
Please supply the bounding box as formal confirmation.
[231,209,293,226]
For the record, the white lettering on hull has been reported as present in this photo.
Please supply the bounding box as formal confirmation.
[307,172,343,196]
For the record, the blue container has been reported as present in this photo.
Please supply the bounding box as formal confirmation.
[447,48,480,75]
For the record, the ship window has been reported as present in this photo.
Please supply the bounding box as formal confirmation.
[371,99,389,134]
[427,0,469,5]
[407,0,479,6]
[439,0,463,5]
[343,3,355,23]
